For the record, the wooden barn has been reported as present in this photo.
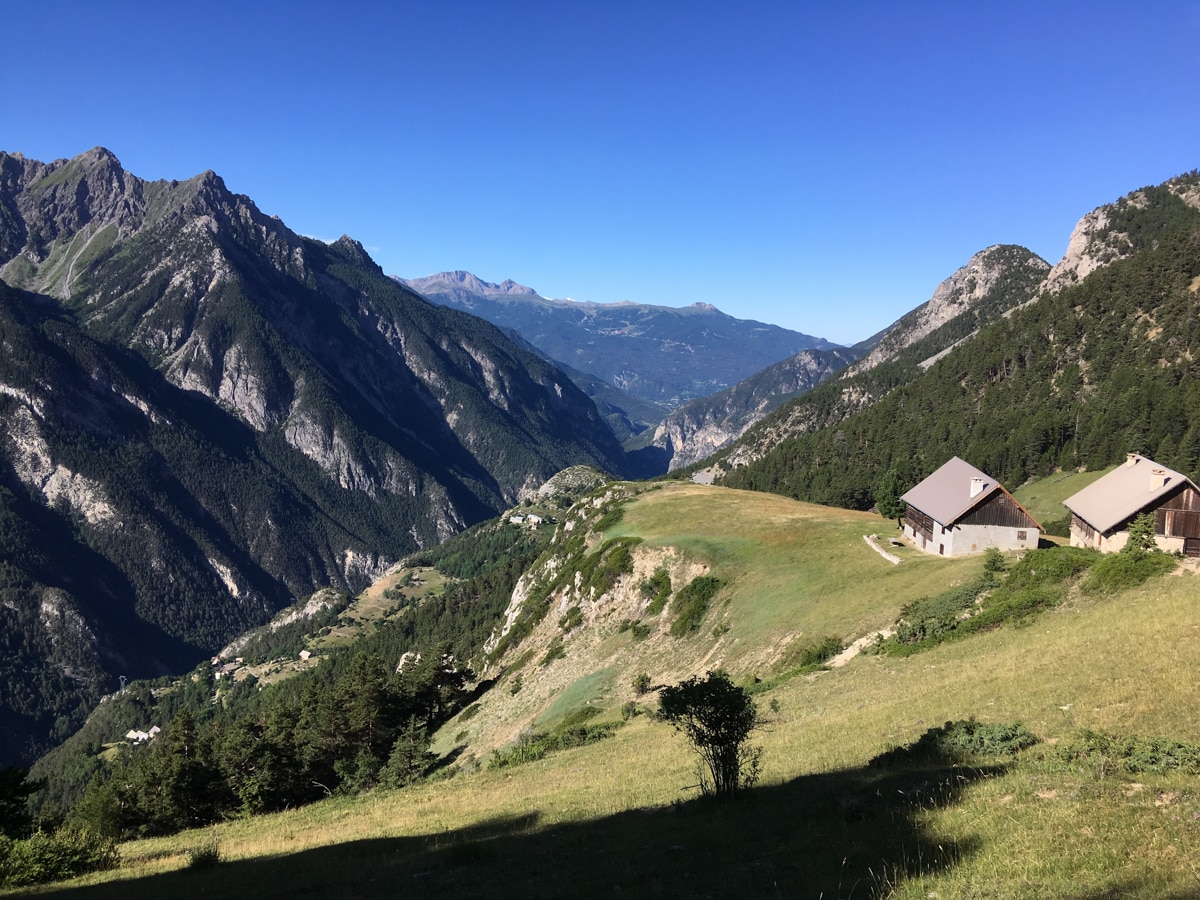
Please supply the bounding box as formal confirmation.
[901,457,1041,557]
[1063,453,1200,555]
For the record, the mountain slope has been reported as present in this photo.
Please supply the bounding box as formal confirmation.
[0,148,631,763]
[626,345,860,471]
[401,270,838,407]
[648,244,1049,475]
[716,173,1200,506]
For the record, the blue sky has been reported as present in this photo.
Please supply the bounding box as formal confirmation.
[4,1,1199,344]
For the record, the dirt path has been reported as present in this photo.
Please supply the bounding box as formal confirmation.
[829,628,895,668]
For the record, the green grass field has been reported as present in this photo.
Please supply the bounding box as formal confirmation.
[1012,465,1113,526]
[21,482,1200,898]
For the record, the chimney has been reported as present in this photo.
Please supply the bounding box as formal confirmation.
[1151,468,1167,491]
[970,477,986,498]
[1126,453,1139,467]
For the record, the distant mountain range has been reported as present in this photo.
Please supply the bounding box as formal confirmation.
[399,271,839,409]
[0,148,631,763]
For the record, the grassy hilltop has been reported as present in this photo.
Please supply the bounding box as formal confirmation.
[16,481,1200,898]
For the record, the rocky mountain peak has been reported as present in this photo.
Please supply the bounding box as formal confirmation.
[0,146,145,271]
[846,244,1049,375]
[405,270,540,298]
[331,234,381,272]
[1040,171,1200,296]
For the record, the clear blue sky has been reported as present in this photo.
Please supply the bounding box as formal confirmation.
[4,1,1198,345]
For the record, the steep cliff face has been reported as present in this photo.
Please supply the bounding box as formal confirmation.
[0,148,631,763]
[1039,176,1200,295]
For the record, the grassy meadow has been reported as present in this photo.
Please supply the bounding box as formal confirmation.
[14,483,1200,898]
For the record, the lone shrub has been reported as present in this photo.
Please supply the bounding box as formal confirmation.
[658,670,761,798]
[982,547,1006,574]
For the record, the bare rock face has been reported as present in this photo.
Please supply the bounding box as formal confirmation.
[1039,206,1124,294]
[849,245,1050,376]
[1040,173,1200,296]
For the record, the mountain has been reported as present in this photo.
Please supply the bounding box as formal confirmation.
[626,345,860,471]
[486,323,666,446]
[0,148,630,764]
[629,244,1049,472]
[400,271,839,407]
[843,244,1051,376]
[714,173,1200,507]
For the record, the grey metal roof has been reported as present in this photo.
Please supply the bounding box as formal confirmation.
[900,456,1000,526]
[1063,454,1194,533]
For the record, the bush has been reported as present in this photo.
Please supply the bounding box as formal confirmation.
[658,671,761,798]
[618,619,651,640]
[558,605,583,631]
[982,547,1007,573]
[489,711,618,770]
[540,638,566,666]
[1056,729,1200,775]
[641,568,672,615]
[891,576,995,647]
[1081,550,1175,596]
[871,719,1038,767]
[188,839,221,870]
[0,827,119,888]
[669,576,723,637]
[1040,515,1071,538]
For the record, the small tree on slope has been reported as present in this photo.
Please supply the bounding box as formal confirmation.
[875,467,907,529]
[657,671,761,799]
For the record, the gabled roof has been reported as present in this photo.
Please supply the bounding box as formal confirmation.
[1063,454,1196,533]
[901,457,1003,526]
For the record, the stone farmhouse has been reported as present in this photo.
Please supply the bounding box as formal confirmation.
[901,457,1041,557]
[1063,453,1200,555]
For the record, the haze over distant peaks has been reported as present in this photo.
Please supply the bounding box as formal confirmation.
[400,270,839,408]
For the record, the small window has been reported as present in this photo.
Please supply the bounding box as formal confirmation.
[1017,530,1027,540]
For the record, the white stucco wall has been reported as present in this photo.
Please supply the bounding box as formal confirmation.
[906,521,1039,557]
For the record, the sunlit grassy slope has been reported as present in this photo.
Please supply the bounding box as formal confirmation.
[31,483,1200,898]
[1012,465,1113,526]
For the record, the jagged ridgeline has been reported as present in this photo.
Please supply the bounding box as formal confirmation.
[0,148,630,764]
[714,174,1200,506]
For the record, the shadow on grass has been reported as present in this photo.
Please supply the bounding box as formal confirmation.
[42,762,1002,899]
